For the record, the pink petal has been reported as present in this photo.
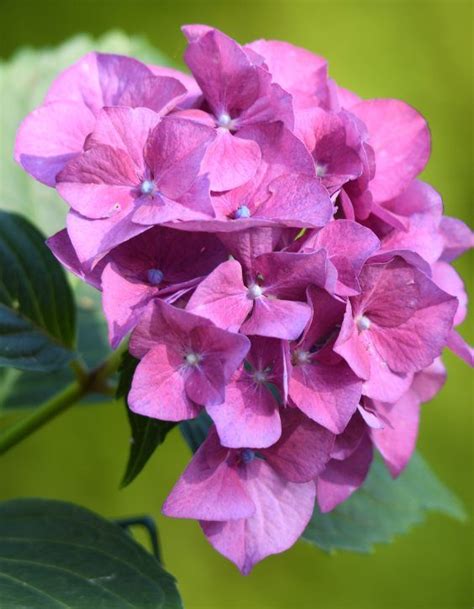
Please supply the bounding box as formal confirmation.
[14,101,95,186]
[317,433,373,512]
[264,407,335,482]
[206,370,281,449]
[241,297,311,341]
[163,428,255,521]
[202,129,261,191]
[186,259,251,332]
[128,346,201,421]
[202,459,316,574]
[351,99,431,203]
[371,392,420,477]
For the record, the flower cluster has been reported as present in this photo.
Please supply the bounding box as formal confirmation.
[15,25,472,574]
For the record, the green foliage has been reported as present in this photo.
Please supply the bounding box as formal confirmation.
[0,498,183,609]
[0,212,75,372]
[118,351,177,487]
[0,282,109,411]
[303,452,466,553]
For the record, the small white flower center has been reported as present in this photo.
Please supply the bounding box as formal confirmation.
[293,349,311,365]
[217,112,236,130]
[253,370,267,383]
[140,179,156,195]
[356,315,371,332]
[185,352,201,366]
[147,268,164,285]
[234,205,251,219]
[247,284,263,300]
[316,163,328,178]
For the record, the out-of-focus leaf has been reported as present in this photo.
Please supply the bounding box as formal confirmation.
[0,281,109,411]
[303,452,466,553]
[0,31,171,236]
[118,351,177,487]
[0,497,183,609]
[0,211,75,372]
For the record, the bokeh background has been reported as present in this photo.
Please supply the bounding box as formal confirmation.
[0,1,472,608]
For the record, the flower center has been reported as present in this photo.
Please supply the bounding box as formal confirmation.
[217,112,237,131]
[247,284,263,300]
[234,205,251,219]
[241,448,256,464]
[253,369,267,383]
[147,268,164,285]
[140,179,156,195]
[292,349,311,365]
[356,315,371,332]
[185,352,201,366]
[315,163,327,178]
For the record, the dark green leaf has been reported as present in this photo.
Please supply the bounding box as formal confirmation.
[179,412,213,453]
[0,282,110,411]
[118,351,177,487]
[303,452,466,553]
[0,497,183,609]
[0,211,75,372]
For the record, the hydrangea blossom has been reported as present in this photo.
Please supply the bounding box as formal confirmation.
[15,24,472,574]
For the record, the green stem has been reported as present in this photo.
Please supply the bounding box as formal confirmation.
[0,343,127,456]
[0,381,86,456]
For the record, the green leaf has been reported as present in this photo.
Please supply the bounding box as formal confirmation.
[303,452,466,553]
[0,497,183,609]
[0,282,110,411]
[118,351,177,487]
[179,412,213,453]
[0,211,76,372]
[0,31,171,237]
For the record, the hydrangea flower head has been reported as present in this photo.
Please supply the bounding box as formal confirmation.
[14,24,472,574]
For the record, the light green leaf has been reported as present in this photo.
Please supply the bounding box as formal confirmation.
[303,452,466,553]
[0,497,183,609]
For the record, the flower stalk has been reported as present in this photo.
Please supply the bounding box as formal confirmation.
[0,344,127,456]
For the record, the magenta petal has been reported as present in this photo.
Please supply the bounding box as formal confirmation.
[289,357,361,434]
[317,433,373,512]
[447,330,473,366]
[202,129,261,191]
[186,259,251,331]
[14,101,95,186]
[101,263,155,348]
[371,392,420,477]
[202,459,316,575]
[242,297,311,341]
[46,229,104,290]
[352,99,431,203]
[207,371,281,449]
[439,216,473,262]
[263,408,335,482]
[410,358,446,402]
[128,346,201,421]
[163,428,255,521]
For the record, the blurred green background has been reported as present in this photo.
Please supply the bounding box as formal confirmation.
[0,1,472,608]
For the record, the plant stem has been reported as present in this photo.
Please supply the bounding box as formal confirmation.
[0,381,86,455]
[0,343,127,456]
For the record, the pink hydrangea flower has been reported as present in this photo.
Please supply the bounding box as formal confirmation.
[13,23,472,574]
